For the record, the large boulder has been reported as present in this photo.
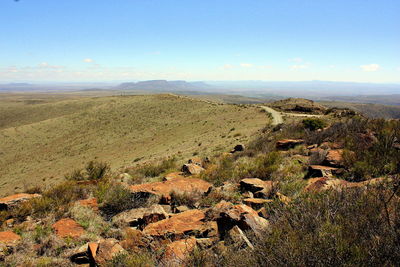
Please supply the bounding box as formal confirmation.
[182,163,205,175]
[214,203,269,237]
[240,178,276,198]
[276,139,304,150]
[112,204,168,228]
[130,177,212,203]
[305,165,339,178]
[143,209,217,239]
[87,239,125,266]
[0,193,41,210]
[52,218,85,238]
[324,149,345,167]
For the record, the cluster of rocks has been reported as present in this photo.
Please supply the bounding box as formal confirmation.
[0,140,388,265]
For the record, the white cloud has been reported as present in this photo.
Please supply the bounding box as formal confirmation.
[289,57,303,63]
[39,62,49,67]
[240,63,253,68]
[83,58,94,63]
[291,64,309,70]
[38,62,64,69]
[259,65,272,69]
[222,64,234,70]
[360,64,380,72]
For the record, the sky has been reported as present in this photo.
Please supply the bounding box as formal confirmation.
[0,0,399,83]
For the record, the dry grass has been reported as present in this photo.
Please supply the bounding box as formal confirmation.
[0,93,268,196]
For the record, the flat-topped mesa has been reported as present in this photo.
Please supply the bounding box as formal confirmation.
[130,176,212,203]
[0,193,41,210]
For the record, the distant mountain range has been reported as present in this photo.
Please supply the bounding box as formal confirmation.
[116,80,209,92]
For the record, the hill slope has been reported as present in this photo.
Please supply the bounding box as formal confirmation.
[0,94,268,196]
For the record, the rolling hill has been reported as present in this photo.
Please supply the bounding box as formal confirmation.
[0,93,268,196]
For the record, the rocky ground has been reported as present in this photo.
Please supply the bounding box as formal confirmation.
[0,105,399,266]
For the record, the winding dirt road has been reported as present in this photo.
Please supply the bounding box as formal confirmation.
[261,106,322,126]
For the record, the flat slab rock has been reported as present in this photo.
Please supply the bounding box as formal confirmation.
[0,193,41,210]
[143,209,216,239]
[130,177,212,202]
[0,231,21,245]
[240,178,276,194]
[276,139,304,150]
[78,198,99,211]
[112,204,168,228]
[52,218,85,238]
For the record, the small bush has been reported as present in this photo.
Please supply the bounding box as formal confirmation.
[65,161,110,181]
[302,118,327,131]
[97,183,149,219]
[128,157,177,180]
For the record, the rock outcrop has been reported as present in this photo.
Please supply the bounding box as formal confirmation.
[143,209,217,239]
[130,177,212,203]
[0,193,41,210]
[182,163,205,175]
[52,218,85,238]
[276,139,304,150]
[112,204,168,228]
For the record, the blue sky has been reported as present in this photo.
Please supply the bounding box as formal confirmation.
[0,0,399,82]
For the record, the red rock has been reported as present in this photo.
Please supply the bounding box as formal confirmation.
[130,177,211,203]
[217,204,269,236]
[324,149,345,167]
[0,231,21,245]
[276,139,304,150]
[243,198,272,209]
[240,178,276,194]
[188,157,204,167]
[143,209,211,239]
[304,177,350,192]
[0,193,41,210]
[78,198,99,211]
[163,238,197,265]
[88,242,98,259]
[52,218,85,238]
[163,172,185,181]
[112,204,168,228]
[181,164,205,175]
[306,165,339,178]
[88,239,125,266]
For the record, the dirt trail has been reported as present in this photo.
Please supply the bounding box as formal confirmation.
[261,106,322,126]
[261,106,283,125]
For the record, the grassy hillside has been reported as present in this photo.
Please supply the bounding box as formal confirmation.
[0,93,268,196]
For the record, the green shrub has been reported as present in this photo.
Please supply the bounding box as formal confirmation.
[97,183,148,219]
[221,187,400,266]
[128,157,177,180]
[302,118,327,131]
[65,161,110,181]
